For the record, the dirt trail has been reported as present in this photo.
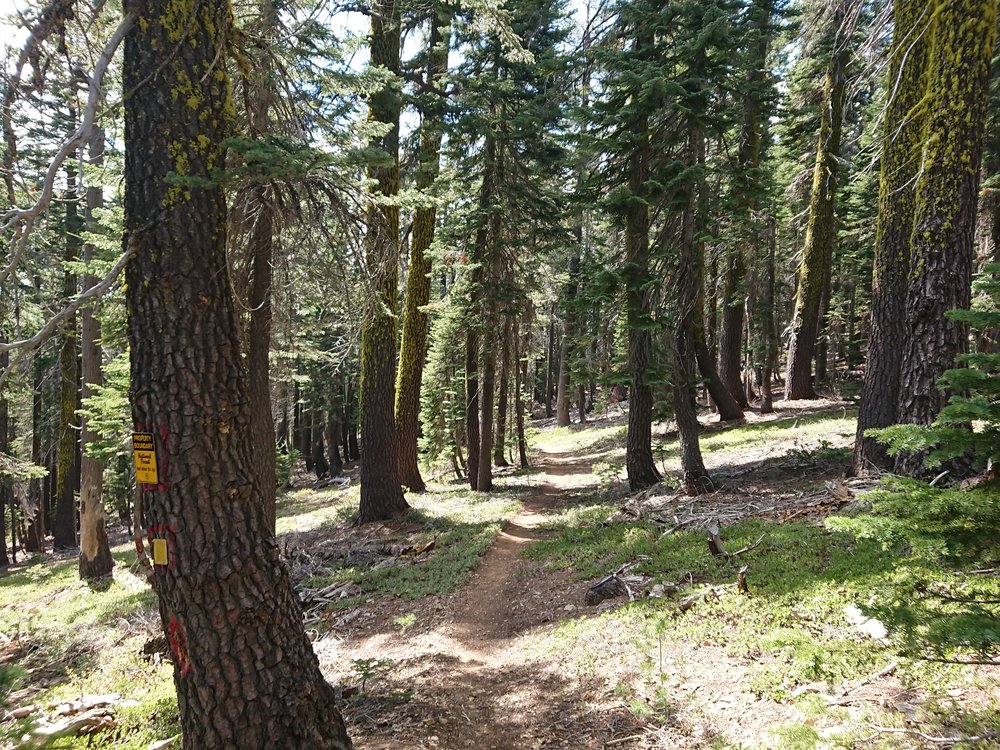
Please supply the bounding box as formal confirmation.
[327,446,646,750]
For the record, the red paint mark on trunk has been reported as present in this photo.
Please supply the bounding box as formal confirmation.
[168,615,193,677]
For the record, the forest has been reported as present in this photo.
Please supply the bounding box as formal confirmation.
[0,0,999,747]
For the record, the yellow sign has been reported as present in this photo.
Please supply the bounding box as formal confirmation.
[152,538,168,566]
[132,432,159,485]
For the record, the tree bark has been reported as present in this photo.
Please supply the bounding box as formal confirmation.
[25,328,44,553]
[79,126,113,579]
[123,0,352,744]
[359,0,408,523]
[544,317,555,418]
[857,0,958,476]
[719,0,772,410]
[494,318,511,467]
[247,189,277,528]
[673,118,715,495]
[465,326,480,490]
[624,34,661,492]
[555,331,571,427]
[785,39,847,400]
[477,311,497,492]
[54,157,81,551]
[395,5,450,493]
[514,319,529,469]
[0,346,9,567]
[895,0,998,475]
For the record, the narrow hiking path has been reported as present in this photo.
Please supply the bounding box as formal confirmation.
[323,445,650,750]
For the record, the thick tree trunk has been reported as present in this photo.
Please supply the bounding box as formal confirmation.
[895,0,998,475]
[54,158,81,551]
[122,1,352,744]
[785,43,847,400]
[395,6,450,494]
[855,0,935,473]
[358,0,408,523]
[79,126,113,579]
[494,318,511,467]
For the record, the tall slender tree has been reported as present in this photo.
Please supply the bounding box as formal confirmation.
[396,5,451,493]
[785,2,849,400]
[78,126,112,579]
[359,0,409,522]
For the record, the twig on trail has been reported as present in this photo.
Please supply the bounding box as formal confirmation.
[861,725,999,745]
[918,655,1000,667]
[832,660,898,702]
[730,533,766,558]
[603,734,645,747]
[925,587,1000,605]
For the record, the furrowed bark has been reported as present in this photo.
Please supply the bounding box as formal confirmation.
[122,0,352,745]
[395,5,450,494]
[895,0,998,475]
[785,36,847,400]
[359,0,408,523]
[852,0,932,475]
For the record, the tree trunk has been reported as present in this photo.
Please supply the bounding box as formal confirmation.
[515,319,529,469]
[347,377,360,461]
[301,406,313,474]
[79,126,113,579]
[359,0,408,523]
[673,118,715,495]
[477,311,497,492]
[465,326,480,491]
[854,0,933,473]
[122,0,352,744]
[758,213,778,414]
[719,0,772,410]
[785,41,847,400]
[54,157,81,551]
[0,347,9,567]
[395,6,450,494]
[26,340,44,553]
[494,318,511,467]
[624,38,661,492]
[895,0,998,475]
[544,318,555,418]
[247,188,277,529]
[311,416,329,480]
[555,331,571,427]
[326,397,343,478]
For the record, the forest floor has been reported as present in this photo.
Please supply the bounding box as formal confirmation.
[2,398,1000,749]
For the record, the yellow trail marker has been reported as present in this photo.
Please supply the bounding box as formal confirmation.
[152,538,169,566]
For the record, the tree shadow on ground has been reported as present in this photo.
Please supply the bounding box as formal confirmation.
[336,651,692,750]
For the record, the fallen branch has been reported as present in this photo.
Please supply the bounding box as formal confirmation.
[862,724,999,745]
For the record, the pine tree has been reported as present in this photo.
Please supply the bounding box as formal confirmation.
[853,0,931,475]
[122,0,352,742]
[895,0,999,474]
